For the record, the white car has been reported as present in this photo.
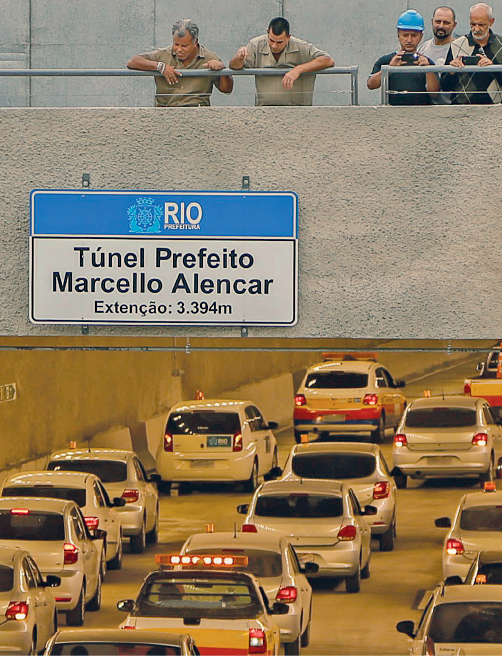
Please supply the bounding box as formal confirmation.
[237,479,374,593]
[0,544,60,654]
[277,442,398,550]
[155,399,278,492]
[1,471,124,569]
[397,583,502,655]
[46,448,160,554]
[435,484,502,581]
[392,395,502,488]
[0,497,103,626]
[179,530,314,654]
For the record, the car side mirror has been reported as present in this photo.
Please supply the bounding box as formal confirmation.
[435,517,451,528]
[237,504,249,514]
[113,497,127,507]
[477,362,484,371]
[149,473,161,483]
[396,380,406,388]
[444,575,463,586]
[363,505,378,516]
[302,561,319,574]
[117,599,135,612]
[267,421,279,431]
[92,528,107,541]
[396,620,415,638]
[264,466,283,481]
[44,575,61,588]
[271,602,289,615]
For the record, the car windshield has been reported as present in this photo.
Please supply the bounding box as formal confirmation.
[2,486,86,508]
[188,548,282,578]
[166,412,241,435]
[47,460,128,483]
[136,577,261,620]
[292,453,376,480]
[460,506,502,531]
[255,494,343,518]
[405,407,477,428]
[0,511,65,540]
[305,372,368,389]
[50,645,181,655]
[0,565,13,592]
[429,602,502,643]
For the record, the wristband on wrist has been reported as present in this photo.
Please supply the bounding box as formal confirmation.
[156,61,166,74]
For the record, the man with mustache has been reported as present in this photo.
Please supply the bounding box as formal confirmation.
[441,3,502,103]
[418,7,457,66]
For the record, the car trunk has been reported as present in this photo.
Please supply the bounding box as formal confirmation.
[404,427,476,451]
[0,541,65,572]
[254,516,343,547]
[172,433,236,454]
[306,389,365,411]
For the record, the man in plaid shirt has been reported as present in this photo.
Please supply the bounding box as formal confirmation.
[441,3,502,103]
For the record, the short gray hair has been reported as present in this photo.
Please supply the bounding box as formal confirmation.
[172,19,199,42]
[470,3,493,19]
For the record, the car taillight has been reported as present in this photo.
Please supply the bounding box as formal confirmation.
[294,394,306,406]
[464,382,471,396]
[249,628,267,654]
[122,626,136,629]
[84,516,99,530]
[337,525,357,541]
[233,431,243,452]
[394,433,408,447]
[64,542,79,565]
[163,431,174,452]
[276,586,297,603]
[122,489,140,503]
[363,394,378,406]
[5,602,28,621]
[242,524,258,533]
[446,538,464,555]
[425,636,435,655]
[373,481,391,499]
[472,433,488,446]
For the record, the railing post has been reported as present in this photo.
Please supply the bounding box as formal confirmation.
[350,66,359,106]
[381,65,389,106]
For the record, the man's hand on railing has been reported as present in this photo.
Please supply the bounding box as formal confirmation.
[229,47,249,70]
[162,65,182,85]
[282,68,301,89]
[203,60,226,71]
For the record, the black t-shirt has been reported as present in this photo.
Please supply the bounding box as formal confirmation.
[371,52,435,105]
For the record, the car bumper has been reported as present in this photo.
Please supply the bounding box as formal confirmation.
[116,504,145,535]
[365,503,395,534]
[0,622,36,653]
[42,568,83,611]
[274,610,302,643]
[393,449,490,477]
[293,546,360,578]
[443,554,475,581]
[294,408,380,435]
[156,452,254,483]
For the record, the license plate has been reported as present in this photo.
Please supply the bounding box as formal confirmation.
[428,456,453,466]
[190,460,214,469]
[207,436,231,447]
[321,414,346,423]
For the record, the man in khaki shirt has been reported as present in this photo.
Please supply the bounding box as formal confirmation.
[127,19,233,107]
[229,17,334,106]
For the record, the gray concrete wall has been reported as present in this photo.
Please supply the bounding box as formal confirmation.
[0,0,483,107]
[1,106,501,339]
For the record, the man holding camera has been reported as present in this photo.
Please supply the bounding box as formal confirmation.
[368,10,440,105]
[441,3,502,104]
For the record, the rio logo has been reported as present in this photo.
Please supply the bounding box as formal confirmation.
[164,202,202,230]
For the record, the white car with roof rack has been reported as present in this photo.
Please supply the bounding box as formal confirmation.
[237,479,374,593]
[0,496,103,626]
[155,397,278,492]
[0,544,60,655]
[179,529,315,654]
[46,447,160,553]
[1,470,124,569]
[276,441,398,550]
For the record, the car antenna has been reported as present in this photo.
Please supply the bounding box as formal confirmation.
[87,437,92,452]
[233,522,237,538]
[442,389,445,400]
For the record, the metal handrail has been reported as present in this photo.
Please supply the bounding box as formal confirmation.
[380,64,502,105]
[0,66,359,106]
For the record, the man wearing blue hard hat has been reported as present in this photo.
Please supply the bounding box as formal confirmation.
[368,9,440,104]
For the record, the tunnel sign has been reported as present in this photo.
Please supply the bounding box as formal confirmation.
[29,190,298,326]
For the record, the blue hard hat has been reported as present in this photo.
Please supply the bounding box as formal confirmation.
[396,9,425,31]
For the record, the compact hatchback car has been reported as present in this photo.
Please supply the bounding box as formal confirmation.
[46,447,160,553]
[0,544,60,654]
[278,442,398,550]
[293,353,406,443]
[393,395,502,488]
[238,479,374,593]
[156,398,278,492]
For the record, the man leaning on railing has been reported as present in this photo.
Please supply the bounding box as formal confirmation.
[441,3,502,104]
[126,19,233,107]
[229,17,334,106]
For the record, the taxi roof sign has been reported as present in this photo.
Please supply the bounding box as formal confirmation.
[156,553,248,569]
[484,482,497,492]
[322,352,377,362]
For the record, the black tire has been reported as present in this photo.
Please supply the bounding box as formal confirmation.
[29,630,36,655]
[480,456,495,485]
[108,533,123,570]
[345,561,361,593]
[379,520,396,552]
[370,414,385,444]
[394,473,408,489]
[270,448,278,472]
[361,554,371,579]
[66,586,85,626]
[301,614,311,648]
[130,517,146,554]
[86,571,102,611]
[244,459,259,493]
[158,480,172,494]
[53,611,58,633]
[100,554,107,581]
[284,633,301,656]
[146,506,159,544]
[294,430,302,444]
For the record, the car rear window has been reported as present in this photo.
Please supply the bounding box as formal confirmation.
[188,548,282,578]
[166,411,241,435]
[0,511,65,541]
[47,459,128,483]
[2,486,86,508]
[476,563,502,584]
[292,453,376,480]
[305,372,368,389]
[460,506,502,531]
[51,646,181,656]
[136,577,261,620]
[405,407,477,428]
[429,602,502,643]
[255,494,343,518]
[0,565,13,592]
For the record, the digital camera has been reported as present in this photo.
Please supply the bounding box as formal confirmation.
[401,52,420,64]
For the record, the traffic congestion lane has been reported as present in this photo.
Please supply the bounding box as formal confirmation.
[81,355,487,655]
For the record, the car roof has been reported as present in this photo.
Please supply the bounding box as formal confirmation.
[185,531,284,552]
[462,489,502,508]
[478,551,502,565]
[438,584,502,603]
[408,396,480,409]
[0,496,75,512]
[52,628,190,645]
[49,448,133,462]
[307,360,375,374]
[3,471,95,487]
[292,442,378,456]
[258,479,344,495]
[170,399,252,412]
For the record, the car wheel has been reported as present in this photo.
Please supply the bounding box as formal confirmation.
[345,561,361,593]
[245,459,259,493]
[271,448,278,471]
[130,516,146,554]
[394,472,407,489]
[300,613,311,648]
[480,456,495,485]
[379,520,396,552]
[294,430,302,444]
[66,585,85,626]
[86,571,102,611]
[108,532,123,570]
[146,506,159,544]
[361,553,371,578]
[100,554,107,581]
[29,629,36,655]
[370,414,385,444]
[284,633,301,655]
[53,611,58,633]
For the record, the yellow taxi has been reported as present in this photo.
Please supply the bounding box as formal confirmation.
[117,553,285,655]
[293,353,407,443]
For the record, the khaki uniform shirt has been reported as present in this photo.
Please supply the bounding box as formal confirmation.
[141,45,223,107]
[243,35,330,106]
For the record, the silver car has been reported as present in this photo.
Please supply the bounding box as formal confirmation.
[277,442,397,551]
[238,479,374,593]
[392,395,502,488]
